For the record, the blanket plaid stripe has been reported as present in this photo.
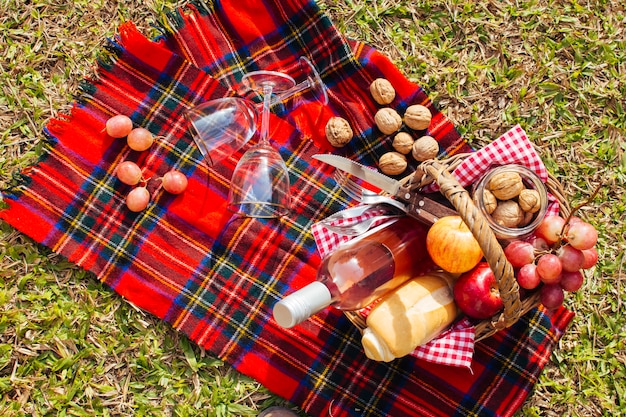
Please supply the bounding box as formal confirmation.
[1,1,573,416]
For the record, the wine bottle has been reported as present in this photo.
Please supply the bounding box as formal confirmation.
[273,217,436,328]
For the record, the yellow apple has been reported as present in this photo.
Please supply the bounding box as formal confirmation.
[426,216,484,273]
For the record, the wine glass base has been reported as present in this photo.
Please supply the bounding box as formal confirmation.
[298,56,329,105]
[241,70,296,94]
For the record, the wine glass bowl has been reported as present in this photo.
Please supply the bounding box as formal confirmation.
[227,143,291,218]
[185,97,258,166]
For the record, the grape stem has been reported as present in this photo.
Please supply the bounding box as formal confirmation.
[558,183,602,240]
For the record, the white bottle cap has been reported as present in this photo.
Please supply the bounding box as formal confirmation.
[273,281,333,328]
[361,327,395,362]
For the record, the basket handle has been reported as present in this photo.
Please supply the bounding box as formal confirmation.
[415,160,522,329]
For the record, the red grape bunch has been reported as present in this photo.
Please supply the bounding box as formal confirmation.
[107,115,188,212]
[503,214,599,309]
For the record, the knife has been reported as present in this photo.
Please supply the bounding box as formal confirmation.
[312,154,457,225]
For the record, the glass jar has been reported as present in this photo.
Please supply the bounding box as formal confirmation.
[472,164,548,240]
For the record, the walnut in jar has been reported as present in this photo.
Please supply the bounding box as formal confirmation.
[370,78,396,105]
[482,189,498,214]
[488,171,524,200]
[392,132,414,154]
[411,135,439,161]
[490,200,524,228]
[379,152,407,176]
[404,104,432,131]
[325,116,353,147]
[518,189,541,213]
[519,210,535,227]
[374,108,403,135]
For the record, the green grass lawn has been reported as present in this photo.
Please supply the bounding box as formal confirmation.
[1,0,624,416]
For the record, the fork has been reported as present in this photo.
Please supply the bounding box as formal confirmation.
[319,204,402,236]
[333,169,407,213]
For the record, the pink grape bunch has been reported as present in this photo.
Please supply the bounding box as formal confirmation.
[108,115,188,212]
[503,214,599,310]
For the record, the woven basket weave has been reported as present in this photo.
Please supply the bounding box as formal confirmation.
[345,154,570,342]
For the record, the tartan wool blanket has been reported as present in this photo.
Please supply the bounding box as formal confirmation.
[0,1,574,416]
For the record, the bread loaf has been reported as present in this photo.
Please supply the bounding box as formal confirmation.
[361,272,459,362]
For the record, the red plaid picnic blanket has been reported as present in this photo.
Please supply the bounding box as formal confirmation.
[0,1,574,416]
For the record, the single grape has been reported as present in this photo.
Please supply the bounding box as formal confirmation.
[106,115,133,138]
[557,245,585,272]
[516,263,541,290]
[540,284,565,309]
[127,127,154,151]
[162,170,188,194]
[504,240,535,267]
[581,247,599,269]
[565,221,598,250]
[527,234,549,252]
[560,270,584,292]
[534,215,566,245]
[536,253,562,284]
[116,161,143,186]
[126,187,150,212]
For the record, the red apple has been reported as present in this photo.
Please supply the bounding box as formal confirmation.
[453,262,504,319]
[426,216,484,274]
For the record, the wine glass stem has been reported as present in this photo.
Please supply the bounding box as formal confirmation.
[260,83,274,145]
[272,79,311,104]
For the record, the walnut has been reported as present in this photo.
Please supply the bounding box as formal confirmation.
[411,135,439,161]
[488,171,524,200]
[375,108,403,135]
[518,189,541,213]
[370,78,396,105]
[392,132,414,154]
[404,104,432,131]
[519,210,535,227]
[325,116,353,147]
[482,189,498,214]
[490,200,524,228]
[379,152,407,176]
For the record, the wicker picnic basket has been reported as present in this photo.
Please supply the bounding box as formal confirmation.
[344,153,571,342]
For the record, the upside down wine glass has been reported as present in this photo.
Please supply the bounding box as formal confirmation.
[185,57,328,168]
[226,70,296,218]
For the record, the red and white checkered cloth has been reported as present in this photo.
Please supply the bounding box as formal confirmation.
[312,125,555,368]
[426,124,560,215]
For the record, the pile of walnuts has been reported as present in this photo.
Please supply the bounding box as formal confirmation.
[370,78,439,176]
[323,78,440,176]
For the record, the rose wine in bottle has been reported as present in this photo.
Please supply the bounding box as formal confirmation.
[273,217,436,328]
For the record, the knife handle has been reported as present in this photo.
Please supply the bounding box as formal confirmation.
[400,191,457,225]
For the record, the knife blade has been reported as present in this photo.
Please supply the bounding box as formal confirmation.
[313,154,457,225]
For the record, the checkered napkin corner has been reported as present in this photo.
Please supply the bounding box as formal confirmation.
[425,124,561,216]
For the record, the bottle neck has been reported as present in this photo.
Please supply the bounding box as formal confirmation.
[273,281,333,328]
